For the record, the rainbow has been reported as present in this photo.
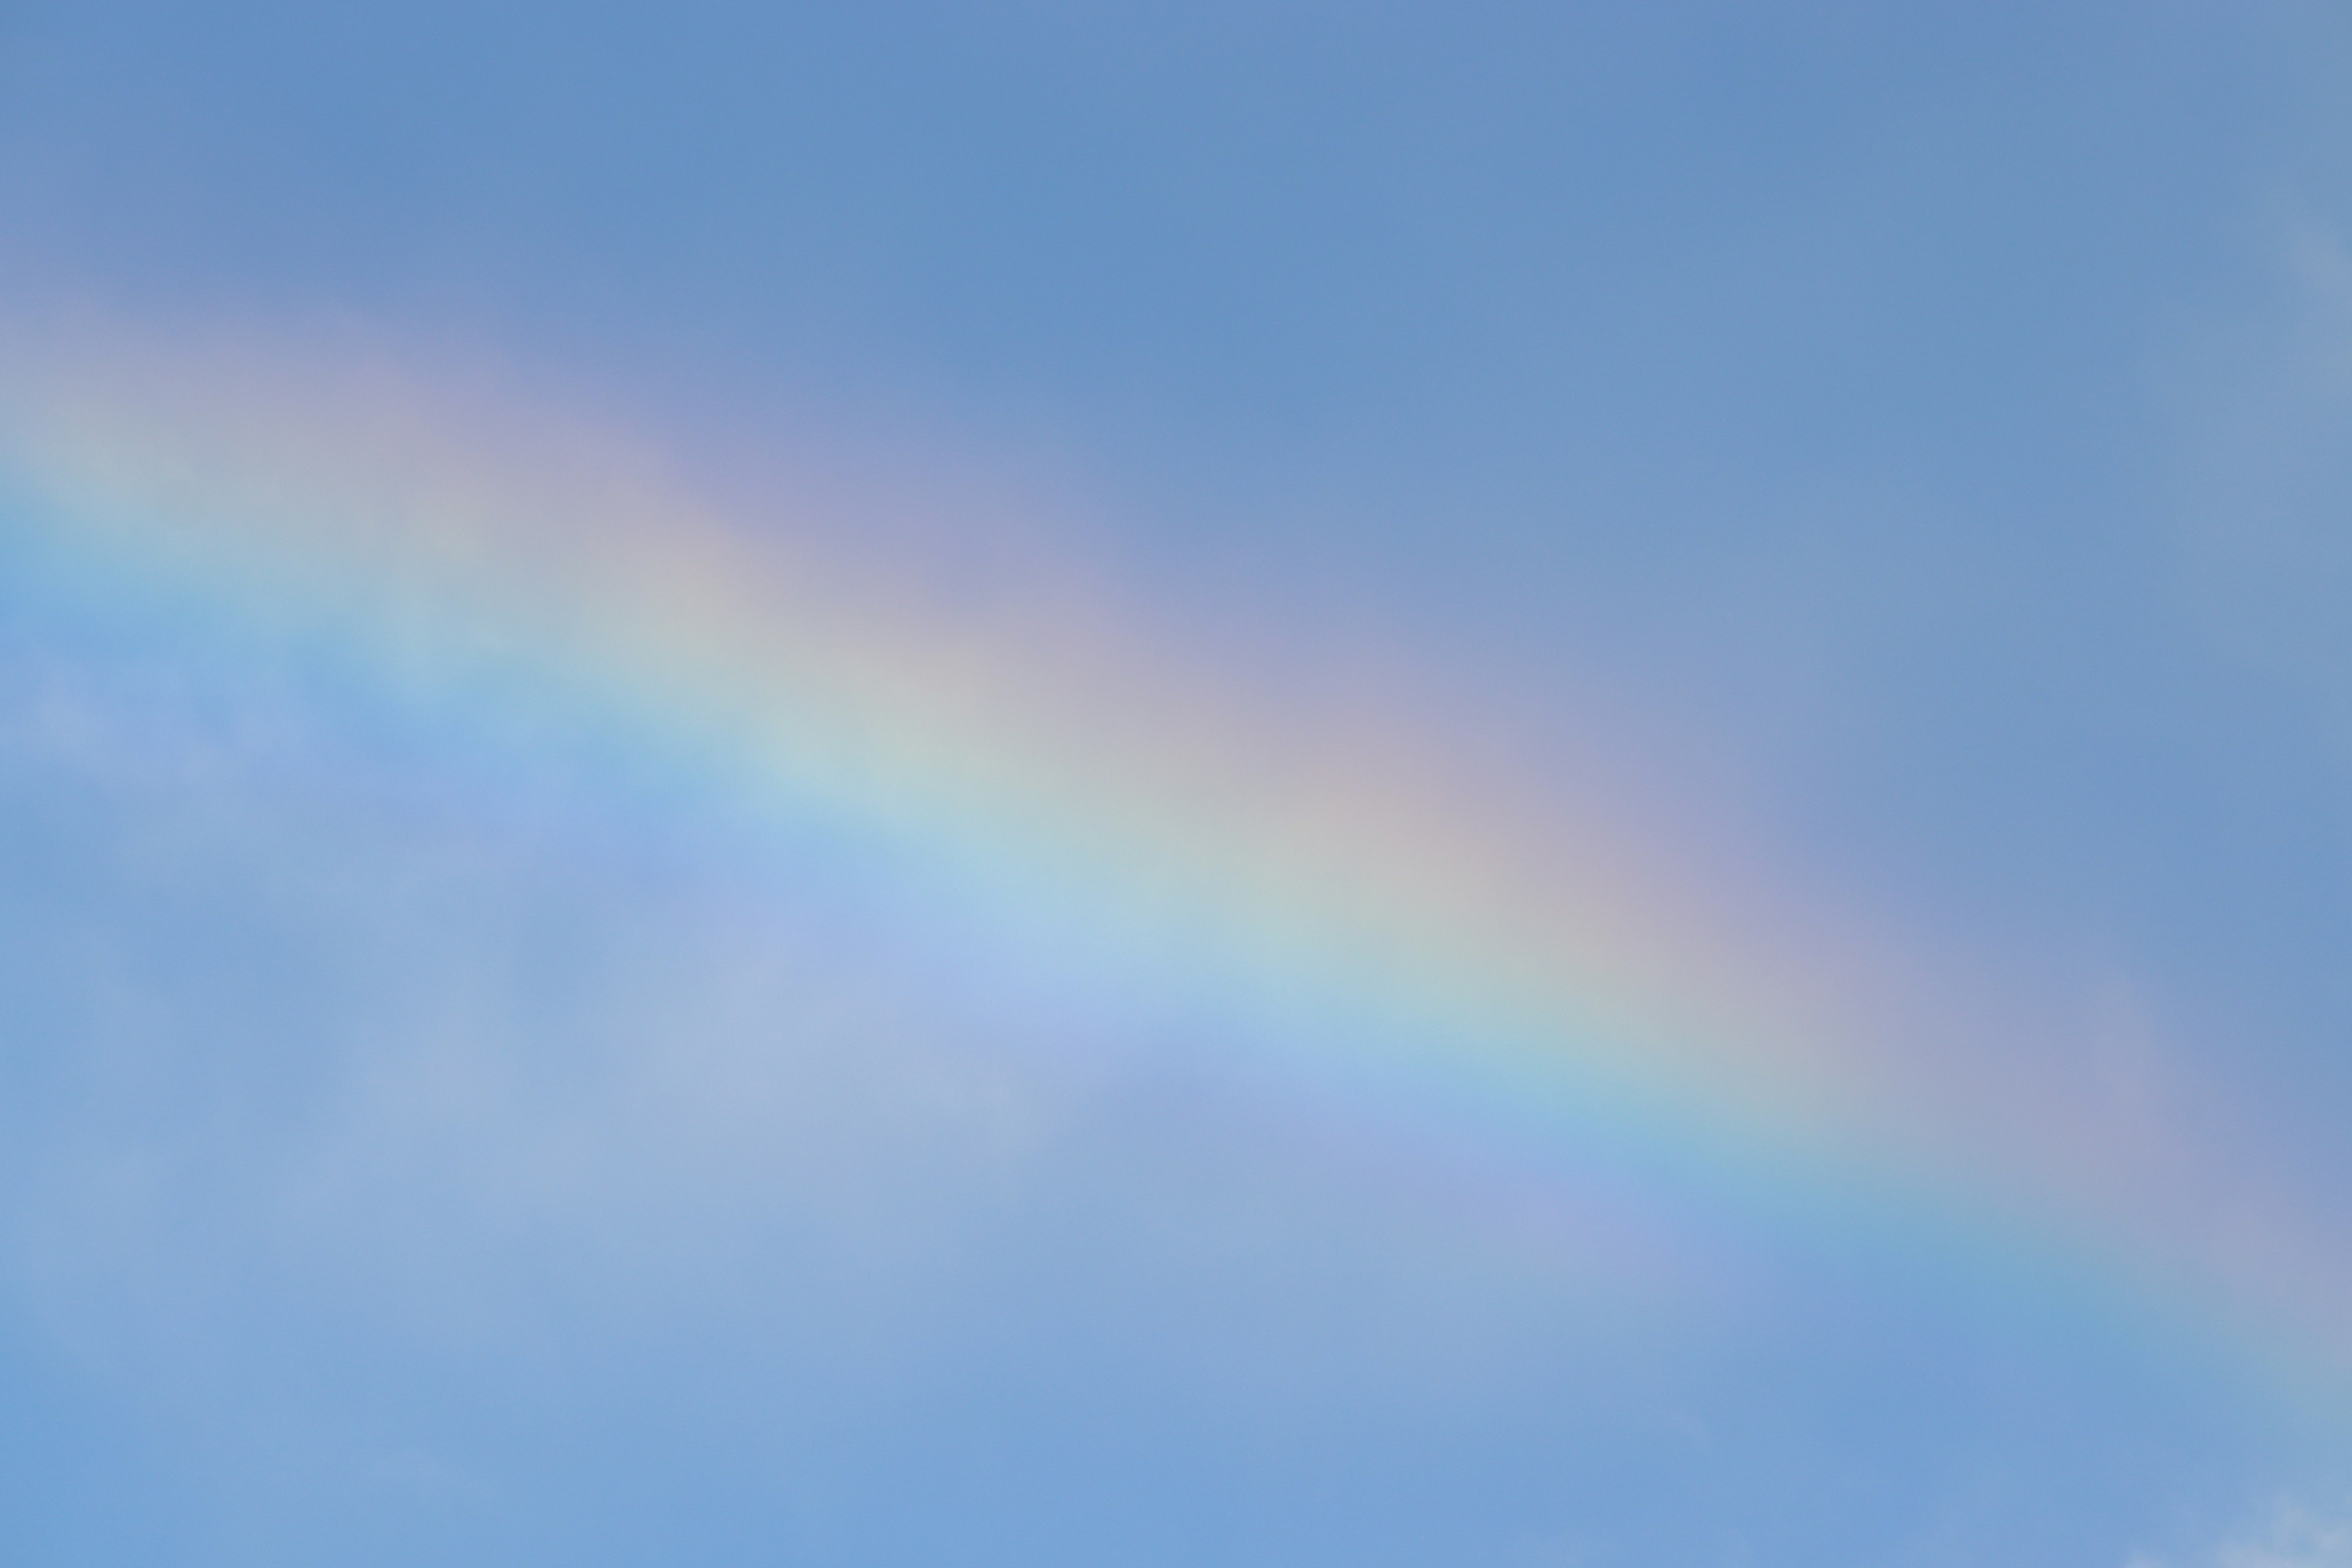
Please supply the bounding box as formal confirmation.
[3,318,2346,1396]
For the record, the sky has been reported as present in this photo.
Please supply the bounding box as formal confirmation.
[2,3,2351,1564]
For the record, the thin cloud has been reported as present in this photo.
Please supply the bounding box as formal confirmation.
[2132,1502,2352,1568]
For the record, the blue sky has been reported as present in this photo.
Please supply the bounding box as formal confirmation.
[4,4,2352,1564]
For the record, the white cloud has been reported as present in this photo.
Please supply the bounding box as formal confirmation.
[2134,1503,2352,1568]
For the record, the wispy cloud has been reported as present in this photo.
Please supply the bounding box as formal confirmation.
[2132,1502,2352,1568]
